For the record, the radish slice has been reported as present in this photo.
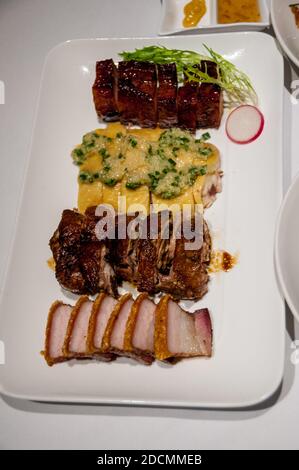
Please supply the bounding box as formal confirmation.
[226,105,264,144]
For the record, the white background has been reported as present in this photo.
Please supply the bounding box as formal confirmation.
[0,0,299,450]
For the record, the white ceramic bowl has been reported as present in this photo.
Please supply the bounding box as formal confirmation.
[271,0,299,69]
[275,173,299,322]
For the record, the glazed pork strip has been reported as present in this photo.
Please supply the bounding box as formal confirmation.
[92,59,119,122]
[43,301,73,366]
[63,296,93,358]
[177,82,199,133]
[154,295,212,361]
[117,61,157,128]
[157,64,178,128]
[196,61,223,129]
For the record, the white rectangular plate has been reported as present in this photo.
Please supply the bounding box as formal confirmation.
[0,33,285,408]
[160,0,270,35]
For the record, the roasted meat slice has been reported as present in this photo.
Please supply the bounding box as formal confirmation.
[63,296,93,358]
[109,294,134,353]
[158,219,211,300]
[86,293,118,361]
[177,83,198,132]
[154,295,212,361]
[196,61,223,129]
[92,59,119,122]
[135,239,158,294]
[117,61,157,127]
[43,301,73,366]
[43,294,212,366]
[101,293,132,353]
[157,64,178,128]
[50,209,118,297]
[123,293,156,364]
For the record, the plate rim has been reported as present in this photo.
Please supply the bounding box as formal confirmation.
[275,171,299,323]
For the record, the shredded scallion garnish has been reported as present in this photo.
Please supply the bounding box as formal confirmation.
[119,45,257,107]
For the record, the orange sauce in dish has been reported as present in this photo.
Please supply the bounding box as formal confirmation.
[183,0,207,28]
[209,251,238,273]
[218,0,261,24]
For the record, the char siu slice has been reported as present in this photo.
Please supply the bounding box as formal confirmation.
[157,64,178,128]
[63,296,93,358]
[43,301,73,366]
[155,295,212,361]
[117,61,157,128]
[196,61,223,129]
[92,59,119,122]
[177,83,199,132]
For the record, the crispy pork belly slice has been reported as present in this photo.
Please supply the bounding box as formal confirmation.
[86,293,117,361]
[101,293,132,353]
[92,59,119,122]
[157,64,178,128]
[123,294,156,365]
[63,296,93,358]
[118,61,157,128]
[109,295,134,352]
[177,83,198,132]
[196,61,223,129]
[154,296,212,361]
[43,301,73,366]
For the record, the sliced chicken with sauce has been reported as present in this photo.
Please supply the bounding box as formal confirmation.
[155,295,212,361]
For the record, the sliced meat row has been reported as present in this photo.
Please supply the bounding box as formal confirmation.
[43,293,212,366]
[92,60,223,131]
[50,209,212,301]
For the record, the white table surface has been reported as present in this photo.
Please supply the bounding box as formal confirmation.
[0,0,299,450]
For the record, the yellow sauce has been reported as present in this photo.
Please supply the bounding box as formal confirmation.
[218,0,261,24]
[183,0,207,28]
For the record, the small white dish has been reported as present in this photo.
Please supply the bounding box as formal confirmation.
[271,0,299,69]
[275,173,299,323]
[159,0,270,35]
